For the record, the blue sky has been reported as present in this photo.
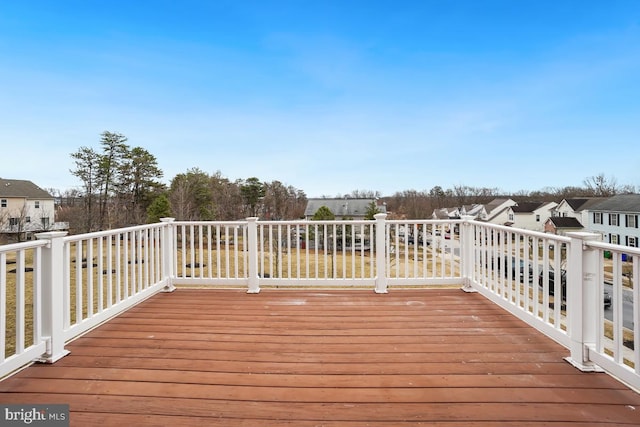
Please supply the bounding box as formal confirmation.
[1,1,639,197]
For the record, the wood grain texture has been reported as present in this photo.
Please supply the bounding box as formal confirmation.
[1,289,639,426]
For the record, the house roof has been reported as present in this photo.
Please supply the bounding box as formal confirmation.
[304,198,386,218]
[485,198,515,214]
[432,207,460,219]
[547,216,583,228]
[0,178,52,199]
[563,197,608,211]
[462,204,485,216]
[484,198,517,221]
[589,194,640,213]
[511,202,545,213]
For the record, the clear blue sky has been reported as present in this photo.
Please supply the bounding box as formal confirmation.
[1,1,639,197]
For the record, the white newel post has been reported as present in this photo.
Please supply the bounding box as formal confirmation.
[374,213,388,294]
[36,231,70,363]
[565,231,603,371]
[160,218,176,292]
[460,216,477,293]
[247,217,260,294]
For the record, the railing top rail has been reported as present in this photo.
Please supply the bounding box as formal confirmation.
[257,219,376,226]
[386,219,462,225]
[63,223,166,243]
[585,240,640,254]
[469,219,572,242]
[0,239,48,253]
[172,220,247,227]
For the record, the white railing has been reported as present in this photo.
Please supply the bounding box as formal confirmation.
[579,239,640,388]
[1,215,639,392]
[61,223,171,343]
[464,221,574,348]
[0,239,48,379]
[0,223,173,379]
[167,216,464,291]
[462,219,640,391]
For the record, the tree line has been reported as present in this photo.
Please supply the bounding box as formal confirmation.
[56,131,308,233]
[52,131,636,233]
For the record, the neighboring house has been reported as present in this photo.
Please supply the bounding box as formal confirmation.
[588,194,640,247]
[460,204,487,220]
[304,198,386,220]
[484,198,518,224]
[552,197,607,228]
[544,216,584,235]
[506,201,558,232]
[431,207,460,219]
[0,178,58,240]
[431,198,517,223]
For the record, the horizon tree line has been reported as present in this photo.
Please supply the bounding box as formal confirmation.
[48,131,637,233]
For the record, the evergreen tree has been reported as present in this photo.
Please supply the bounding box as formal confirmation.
[146,194,172,223]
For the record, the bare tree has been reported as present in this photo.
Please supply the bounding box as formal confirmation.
[583,173,619,197]
[209,171,243,220]
[0,209,10,244]
[11,203,29,242]
[263,181,307,220]
[348,189,382,199]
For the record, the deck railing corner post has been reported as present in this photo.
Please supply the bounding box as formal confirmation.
[374,213,388,293]
[565,231,602,372]
[460,216,477,292]
[35,231,70,364]
[246,217,260,294]
[160,218,176,292]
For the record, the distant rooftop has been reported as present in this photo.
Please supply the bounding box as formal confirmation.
[0,178,52,199]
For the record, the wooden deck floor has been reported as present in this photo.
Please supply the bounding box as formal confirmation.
[1,288,640,426]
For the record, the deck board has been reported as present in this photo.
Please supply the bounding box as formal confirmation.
[1,288,640,426]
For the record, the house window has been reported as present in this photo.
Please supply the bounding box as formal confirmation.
[9,217,18,226]
[1,199,6,208]
[508,213,514,221]
[628,237,638,247]
[35,201,40,209]
[41,217,50,228]
[627,214,638,228]
[593,212,602,224]
[26,216,31,223]
[535,214,540,222]
[610,214,619,226]
[611,234,618,244]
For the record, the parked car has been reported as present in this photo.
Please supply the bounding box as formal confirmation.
[490,256,531,282]
[539,269,611,308]
[539,269,567,297]
[406,235,431,246]
[604,290,612,308]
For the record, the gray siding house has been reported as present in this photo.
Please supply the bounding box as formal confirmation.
[304,198,386,220]
[588,194,640,247]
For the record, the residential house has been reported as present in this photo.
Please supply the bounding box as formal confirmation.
[483,198,517,224]
[0,178,56,240]
[588,194,640,247]
[552,197,607,228]
[431,207,460,220]
[544,216,584,235]
[506,201,558,232]
[460,204,487,219]
[431,198,517,223]
[304,198,386,220]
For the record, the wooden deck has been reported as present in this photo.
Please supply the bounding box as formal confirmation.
[1,288,640,426]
